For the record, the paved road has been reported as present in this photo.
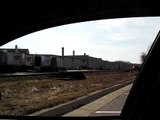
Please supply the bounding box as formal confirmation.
[63,84,132,117]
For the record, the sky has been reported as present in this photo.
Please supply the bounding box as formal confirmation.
[1,17,160,64]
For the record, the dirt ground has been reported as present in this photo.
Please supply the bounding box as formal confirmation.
[0,71,137,116]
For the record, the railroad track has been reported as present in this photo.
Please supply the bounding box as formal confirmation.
[0,70,123,83]
[0,70,109,77]
[0,70,106,82]
[0,73,52,82]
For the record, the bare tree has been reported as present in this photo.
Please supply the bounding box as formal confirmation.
[140,52,147,63]
[140,42,153,64]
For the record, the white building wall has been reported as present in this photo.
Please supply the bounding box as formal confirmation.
[56,56,62,68]
[25,54,33,67]
[14,53,22,66]
[63,57,84,69]
[102,61,114,70]
[63,57,72,69]
[72,58,84,69]
[88,57,92,69]
[41,56,51,67]
[87,57,103,69]
[7,52,22,66]
[0,52,7,65]
[21,53,25,65]
[112,62,119,71]
[6,52,14,65]
[96,58,102,69]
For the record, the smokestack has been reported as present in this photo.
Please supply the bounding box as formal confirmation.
[62,47,64,57]
[15,45,18,52]
[84,53,86,56]
[73,50,75,56]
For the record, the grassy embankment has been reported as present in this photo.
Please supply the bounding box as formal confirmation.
[0,71,137,116]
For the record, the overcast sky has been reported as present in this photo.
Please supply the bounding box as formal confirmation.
[1,17,160,63]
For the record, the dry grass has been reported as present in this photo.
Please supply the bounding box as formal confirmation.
[0,71,137,116]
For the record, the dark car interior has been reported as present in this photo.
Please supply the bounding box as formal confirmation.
[0,0,160,119]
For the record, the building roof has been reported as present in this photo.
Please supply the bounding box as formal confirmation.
[65,55,102,60]
[0,48,29,54]
[31,54,59,57]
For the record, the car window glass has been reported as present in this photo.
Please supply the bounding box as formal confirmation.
[0,17,159,116]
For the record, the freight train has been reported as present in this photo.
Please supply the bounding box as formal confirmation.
[0,47,136,73]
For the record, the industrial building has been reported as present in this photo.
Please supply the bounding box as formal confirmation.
[0,45,134,73]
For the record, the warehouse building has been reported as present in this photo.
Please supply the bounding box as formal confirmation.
[0,46,134,72]
[0,45,30,72]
